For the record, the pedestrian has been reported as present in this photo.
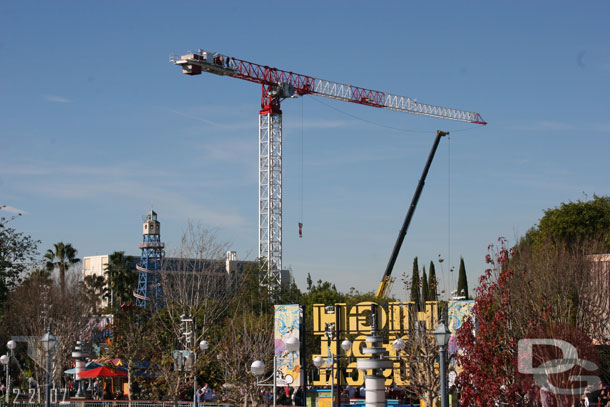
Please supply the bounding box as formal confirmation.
[262,388,272,405]
[196,384,206,403]
[293,386,304,406]
[28,376,37,391]
[115,389,125,400]
[600,385,609,406]
[103,385,113,400]
[93,380,101,400]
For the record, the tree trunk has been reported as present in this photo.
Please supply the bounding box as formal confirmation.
[60,264,66,295]
[127,363,132,403]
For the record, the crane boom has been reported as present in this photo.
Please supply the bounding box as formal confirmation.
[376,130,448,299]
[171,48,485,292]
[171,50,487,124]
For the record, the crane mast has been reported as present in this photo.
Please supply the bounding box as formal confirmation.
[171,48,486,291]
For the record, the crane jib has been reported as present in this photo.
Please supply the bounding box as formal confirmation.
[171,49,486,125]
[171,48,485,294]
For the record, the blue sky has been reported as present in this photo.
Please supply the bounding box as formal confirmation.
[2,1,609,300]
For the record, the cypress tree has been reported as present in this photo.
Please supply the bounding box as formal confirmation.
[421,266,429,304]
[457,256,469,299]
[410,257,421,311]
[428,261,438,301]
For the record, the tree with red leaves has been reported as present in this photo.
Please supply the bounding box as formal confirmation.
[454,238,532,406]
[455,233,606,407]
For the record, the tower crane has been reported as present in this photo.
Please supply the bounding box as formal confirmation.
[170,49,486,291]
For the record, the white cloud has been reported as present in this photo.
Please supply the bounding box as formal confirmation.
[307,145,410,167]
[300,119,356,129]
[0,165,52,176]
[200,138,255,162]
[514,121,575,131]
[8,163,248,229]
[45,95,71,103]
[507,173,600,194]
[0,162,170,178]
[592,123,610,133]
[511,120,610,133]
[167,108,252,131]
[0,205,27,215]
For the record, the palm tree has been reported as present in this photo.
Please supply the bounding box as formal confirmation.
[104,251,137,309]
[44,242,79,295]
[82,274,107,314]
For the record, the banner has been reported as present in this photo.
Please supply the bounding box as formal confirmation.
[274,304,302,387]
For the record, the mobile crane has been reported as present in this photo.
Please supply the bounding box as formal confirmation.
[375,130,448,299]
[171,49,486,291]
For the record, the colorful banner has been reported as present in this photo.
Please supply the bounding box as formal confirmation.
[447,300,474,355]
[274,304,302,387]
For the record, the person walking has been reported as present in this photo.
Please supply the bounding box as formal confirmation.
[196,384,206,403]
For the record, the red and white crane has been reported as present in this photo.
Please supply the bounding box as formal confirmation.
[171,49,486,289]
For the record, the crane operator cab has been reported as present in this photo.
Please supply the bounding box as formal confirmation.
[174,49,235,76]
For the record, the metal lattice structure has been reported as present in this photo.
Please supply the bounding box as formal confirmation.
[259,112,283,287]
[171,49,486,290]
[134,210,165,307]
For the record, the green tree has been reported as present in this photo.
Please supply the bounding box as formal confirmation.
[300,278,347,380]
[44,242,79,295]
[346,288,393,306]
[104,251,137,309]
[237,260,274,314]
[410,257,421,311]
[525,195,610,251]
[512,195,610,343]
[421,267,429,303]
[301,279,347,312]
[0,215,39,306]
[456,257,468,299]
[81,274,106,315]
[428,261,438,301]
[111,306,155,400]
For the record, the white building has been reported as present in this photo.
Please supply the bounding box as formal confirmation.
[82,254,110,308]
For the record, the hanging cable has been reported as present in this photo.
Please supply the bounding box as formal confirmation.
[298,96,304,238]
[437,135,454,300]
[447,134,455,293]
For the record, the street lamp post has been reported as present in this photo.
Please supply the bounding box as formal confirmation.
[41,327,57,407]
[313,355,331,404]
[250,360,266,405]
[313,339,352,407]
[1,340,17,403]
[1,354,9,403]
[194,340,209,407]
[251,337,300,407]
[433,319,451,407]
